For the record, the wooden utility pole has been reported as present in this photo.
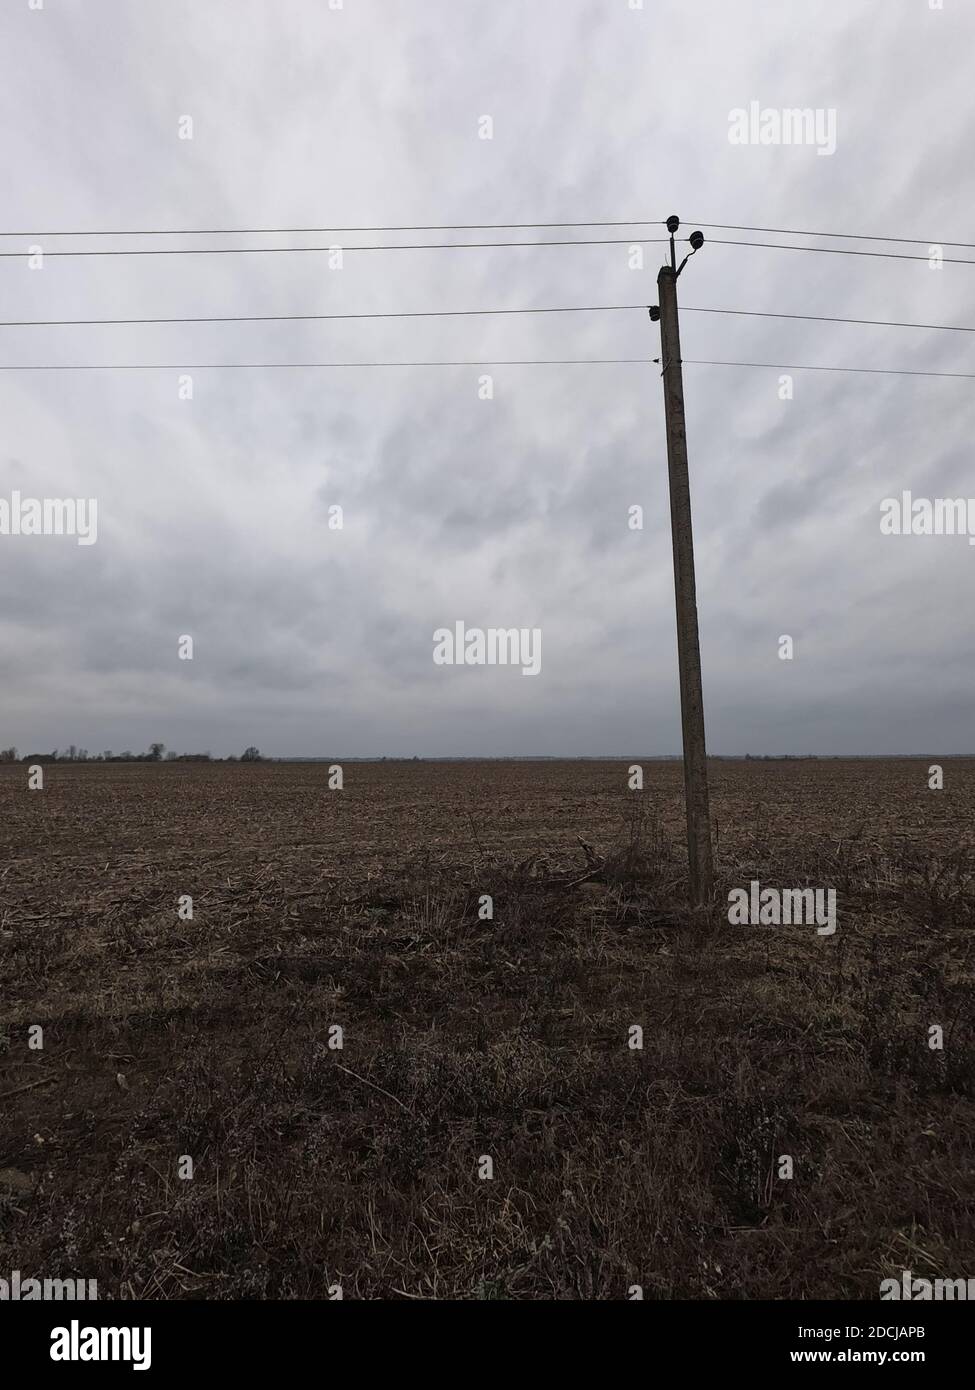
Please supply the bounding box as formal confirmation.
[652,216,713,907]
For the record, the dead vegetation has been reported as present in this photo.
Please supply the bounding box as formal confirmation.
[0,759,973,1298]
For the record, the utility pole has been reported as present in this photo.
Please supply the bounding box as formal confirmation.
[650,215,713,908]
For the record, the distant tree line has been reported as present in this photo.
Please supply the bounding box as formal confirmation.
[0,743,262,764]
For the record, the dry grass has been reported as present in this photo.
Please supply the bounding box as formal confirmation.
[1,759,972,1298]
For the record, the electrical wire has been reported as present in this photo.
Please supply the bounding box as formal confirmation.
[0,303,650,328]
[681,359,975,380]
[691,221,975,250]
[0,220,667,237]
[708,238,975,266]
[1,303,972,334]
[2,217,971,248]
[0,358,658,370]
[0,237,670,259]
[681,307,975,334]
[0,357,971,379]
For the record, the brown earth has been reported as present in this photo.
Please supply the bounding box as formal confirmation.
[0,758,972,1299]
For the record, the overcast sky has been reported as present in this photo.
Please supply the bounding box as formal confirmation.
[1,0,973,757]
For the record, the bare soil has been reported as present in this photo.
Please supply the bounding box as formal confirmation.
[1,759,972,1299]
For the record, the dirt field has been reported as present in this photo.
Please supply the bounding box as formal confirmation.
[1,758,972,1299]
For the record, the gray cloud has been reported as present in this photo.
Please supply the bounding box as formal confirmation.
[1,0,973,756]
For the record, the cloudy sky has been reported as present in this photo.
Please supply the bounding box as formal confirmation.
[1,0,973,757]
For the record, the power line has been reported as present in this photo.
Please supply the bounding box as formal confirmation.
[0,357,972,379]
[0,220,667,237]
[0,237,669,260]
[2,218,972,249]
[3,235,972,265]
[682,359,975,381]
[681,307,975,334]
[709,238,975,266]
[3,303,974,335]
[693,222,975,250]
[0,302,650,328]
[0,358,657,371]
